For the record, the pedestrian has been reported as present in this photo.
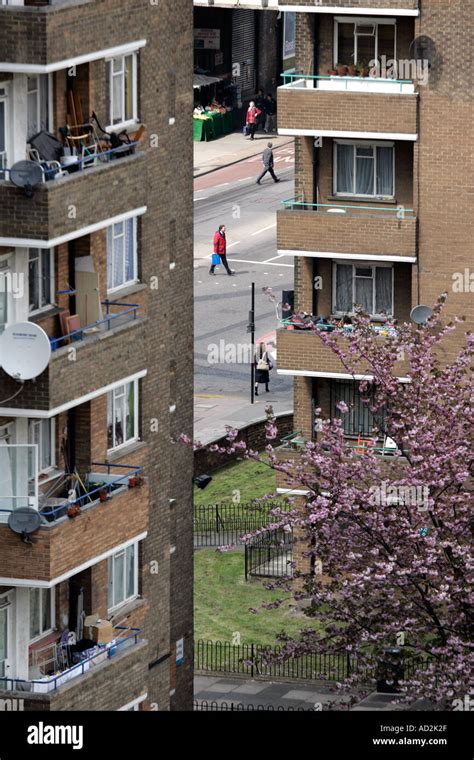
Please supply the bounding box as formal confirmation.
[256,142,280,184]
[209,224,234,276]
[264,94,277,133]
[245,101,261,141]
[254,342,272,396]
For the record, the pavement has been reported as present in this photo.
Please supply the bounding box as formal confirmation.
[194,129,293,177]
[193,130,295,443]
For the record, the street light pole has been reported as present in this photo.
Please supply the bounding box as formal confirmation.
[247,282,255,404]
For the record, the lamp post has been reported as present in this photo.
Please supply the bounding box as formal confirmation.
[247,282,255,404]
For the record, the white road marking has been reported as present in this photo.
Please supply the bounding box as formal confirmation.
[238,176,253,181]
[194,197,208,201]
[251,223,276,237]
[227,241,241,249]
[229,258,293,268]
[264,254,286,263]
[215,182,230,188]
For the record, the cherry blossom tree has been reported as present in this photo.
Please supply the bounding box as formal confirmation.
[186,295,473,707]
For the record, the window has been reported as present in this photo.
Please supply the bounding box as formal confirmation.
[332,380,386,438]
[335,18,396,67]
[27,75,50,141]
[334,141,395,198]
[333,263,393,318]
[107,380,138,451]
[0,257,10,333]
[109,54,137,127]
[29,248,53,314]
[107,218,137,292]
[29,588,54,642]
[28,419,55,475]
[0,86,7,177]
[108,544,138,610]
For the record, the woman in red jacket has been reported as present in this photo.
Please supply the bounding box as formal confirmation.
[209,224,234,276]
[245,101,261,141]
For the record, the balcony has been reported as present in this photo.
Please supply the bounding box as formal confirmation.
[0,627,147,710]
[278,200,417,262]
[276,325,409,378]
[0,463,148,583]
[0,0,146,68]
[0,306,146,413]
[193,0,419,10]
[0,151,146,245]
[277,74,418,140]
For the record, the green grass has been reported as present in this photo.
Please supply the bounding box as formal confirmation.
[194,549,311,646]
[193,457,278,509]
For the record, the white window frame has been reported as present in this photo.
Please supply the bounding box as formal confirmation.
[118,694,147,711]
[334,17,397,67]
[26,74,52,142]
[28,418,55,475]
[0,82,9,175]
[332,261,394,320]
[333,139,395,199]
[107,379,139,453]
[28,247,54,315]
[108,53,138,131]
[29,587,55,644]
[107,218,138,294]
[107,543,138,613]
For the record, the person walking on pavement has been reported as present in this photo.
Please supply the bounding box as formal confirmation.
[264,94,277,133]
[256,142,280,184]
[245,101,261,141]
[209,224,234,276]
[254,342,273,396]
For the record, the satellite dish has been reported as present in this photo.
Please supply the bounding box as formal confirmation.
[410,35,437,68]
[8,507,41,545]
[0,322,51,380]
[9,160,43,197]
[410,305,434,325]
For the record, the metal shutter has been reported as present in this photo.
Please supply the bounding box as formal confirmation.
[232,9,256,106]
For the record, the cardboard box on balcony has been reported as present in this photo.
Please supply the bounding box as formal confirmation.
[84,614,114,644]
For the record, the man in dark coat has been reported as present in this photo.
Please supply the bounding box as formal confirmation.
[256,143,280,185]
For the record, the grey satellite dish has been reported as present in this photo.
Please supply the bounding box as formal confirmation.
[0,322,51,381]
[8,507,41,545]
[410,35,437,67]
[410,305,434,325]
[9,160,43,198]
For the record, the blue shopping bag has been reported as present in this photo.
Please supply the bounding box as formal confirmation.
[211,253,221,266]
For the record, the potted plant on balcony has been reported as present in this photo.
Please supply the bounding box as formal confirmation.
[67,504,81,519]
[347,64,357,77]
[357,61,370,77]
[329,66,338,76]
[336,63,347,76]
[99,488,109,502]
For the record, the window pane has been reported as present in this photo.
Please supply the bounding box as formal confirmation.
[355,275,373,314]
[126,545,135,598]
[375,267,393,315]
[107,227,113,290]
[41,420,51,470]
[125,220,135,283]
[29,251,40,312]
[27,77,38,140]
[0,274,7,332]
[335,264,353,312]
[377,25,395,62]
[112,69,123,124]
[376,147,394,196]
[107,391,114,449]
[338,23,355,64]
[42,589,51,632]
[356,32,376,64]
[30,588,40,639]
[126,382,135,442]
[124,56,134,121]
[336,144,354,194]
[0,607,7,676]
[40,250,51,307]
[355,156,374,195]
[107,558,114,609]
[113,227,125,289]
[39,74,49,133]
[114,552,125,607]
[114,387,125,447]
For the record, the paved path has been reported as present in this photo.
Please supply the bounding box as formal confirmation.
[194,130,293,177]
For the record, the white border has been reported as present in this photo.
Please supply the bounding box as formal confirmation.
[0,41,147,75]
[118,693,148,711]
[277,368,411,382]
[0,532,148,589]
[192,2,419,15]
[0,370,147,419]
[0,207,147,250]
[278,128,418,141]
[277,250,417,263]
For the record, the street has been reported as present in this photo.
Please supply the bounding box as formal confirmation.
[194,141,295,434]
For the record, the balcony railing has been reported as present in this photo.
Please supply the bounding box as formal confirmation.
[281,198,416,219]
[2,141,140,185]
[50,302,142,352]
[0,627,142,694]
[281,73,415,95]
[39,463,145,522]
